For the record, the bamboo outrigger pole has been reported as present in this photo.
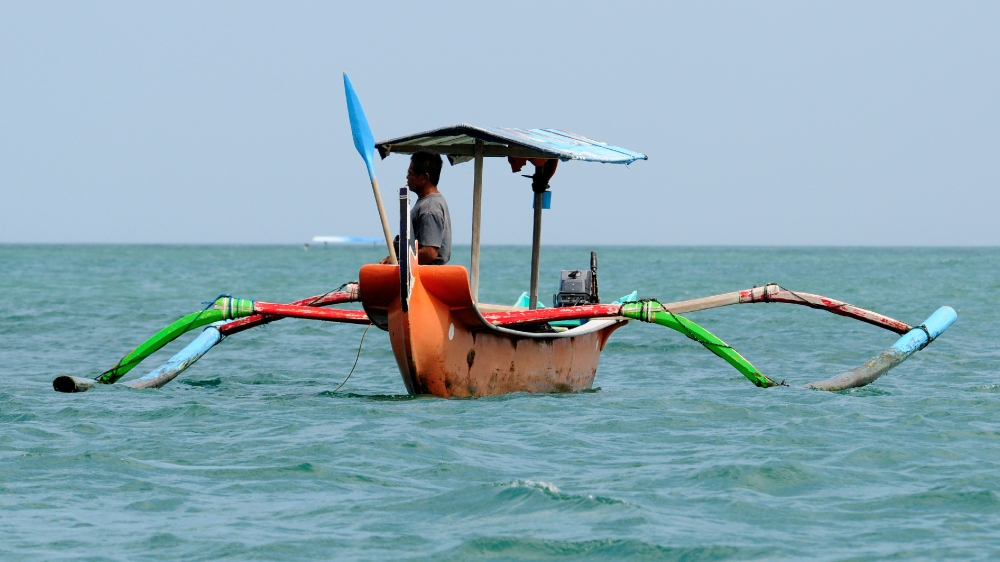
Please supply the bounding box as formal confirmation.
[344,73,396,265]
[470,140,484,302]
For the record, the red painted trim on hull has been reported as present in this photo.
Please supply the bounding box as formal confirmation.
[481,304,622,326]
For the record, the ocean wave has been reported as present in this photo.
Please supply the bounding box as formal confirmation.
[423,537,774,561]
[496,480,629,506]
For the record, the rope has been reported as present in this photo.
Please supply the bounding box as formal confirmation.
[749,283,782,303]
[913,324,934,350]
[330,323,371,393]
[624,298,783,387]
[776,284,851,311]
[630,299,737,352]
[230,281,360,337]
[305,281,359,307]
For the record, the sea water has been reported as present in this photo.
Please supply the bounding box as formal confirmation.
[0,245,997,560]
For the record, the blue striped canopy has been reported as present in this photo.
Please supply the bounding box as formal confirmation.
[376,124,647,165]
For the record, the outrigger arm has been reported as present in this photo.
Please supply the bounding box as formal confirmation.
[480,285,956,390]
[54,279,955,394]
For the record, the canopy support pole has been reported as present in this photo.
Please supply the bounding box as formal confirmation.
[470,140,484,302]
[529,190,543,310]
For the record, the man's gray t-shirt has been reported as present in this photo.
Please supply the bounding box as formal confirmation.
[411,193,451,265]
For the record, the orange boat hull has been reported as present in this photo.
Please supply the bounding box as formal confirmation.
[359,261,625,398]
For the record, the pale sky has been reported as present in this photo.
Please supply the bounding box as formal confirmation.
[1,1,997,245]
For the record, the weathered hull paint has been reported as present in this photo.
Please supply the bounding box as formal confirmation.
[360,262,625,398]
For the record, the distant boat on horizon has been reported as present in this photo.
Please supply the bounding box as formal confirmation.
[312,236,382,244]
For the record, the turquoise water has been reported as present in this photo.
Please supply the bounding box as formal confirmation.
[1,245,998,560]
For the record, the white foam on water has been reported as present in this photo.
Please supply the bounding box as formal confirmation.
[503,479,562,494]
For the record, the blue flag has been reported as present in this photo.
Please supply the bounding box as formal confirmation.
[343,73,376,180]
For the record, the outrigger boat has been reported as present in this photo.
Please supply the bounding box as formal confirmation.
[53,75,957,396]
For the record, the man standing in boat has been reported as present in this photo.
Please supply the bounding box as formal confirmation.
[381,150,452,265]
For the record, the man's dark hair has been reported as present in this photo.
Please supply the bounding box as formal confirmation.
[411,151,443,186]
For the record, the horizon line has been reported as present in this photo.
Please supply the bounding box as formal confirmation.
[1,242,997,249]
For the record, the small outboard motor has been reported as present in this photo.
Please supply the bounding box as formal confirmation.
[554,252,600,307]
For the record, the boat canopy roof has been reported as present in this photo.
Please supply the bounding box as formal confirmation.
[376,124,647,165]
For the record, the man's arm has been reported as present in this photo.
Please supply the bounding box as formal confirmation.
[417,246,438,265]
[378,235,403,265]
